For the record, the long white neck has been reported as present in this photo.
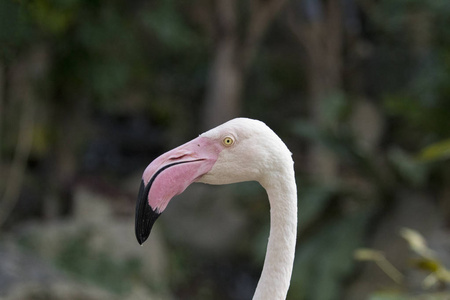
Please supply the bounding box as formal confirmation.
[254,167,297,300]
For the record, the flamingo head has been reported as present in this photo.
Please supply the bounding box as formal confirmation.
[135,118,292,245]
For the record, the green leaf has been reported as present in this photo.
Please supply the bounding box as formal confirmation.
[388,148,428,186]
[28,0,79,35]
[297,184,336,228]
[369,292,450,300]
[369,292,408,300]
[418,139,450,162]
[0,0,34,59]
[289,209,373,300]
[140,0,197,50]
[321,92,350,126]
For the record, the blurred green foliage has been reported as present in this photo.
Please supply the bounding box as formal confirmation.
[0,0,34,60]
[54,230,142,294]
[18,228,145,295]
[290,209,373,300]
[1,0,450,299]
[356,228,450,299]
[375,0,450,140]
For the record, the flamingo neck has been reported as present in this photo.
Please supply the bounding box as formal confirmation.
[254,169,297,300]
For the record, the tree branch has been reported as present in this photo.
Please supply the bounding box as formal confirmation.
[243,0,288,68]
[0,92,35,228]
[0,63,4,186]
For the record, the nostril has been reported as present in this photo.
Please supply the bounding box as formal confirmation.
[169,153,191,160]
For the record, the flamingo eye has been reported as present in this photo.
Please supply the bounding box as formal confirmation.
[222,136,234,146]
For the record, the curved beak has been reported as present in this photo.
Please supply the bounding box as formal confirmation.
[135,136,221,245]
[135,180,158,245]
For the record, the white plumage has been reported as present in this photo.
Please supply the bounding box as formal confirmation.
[135,118,298,299]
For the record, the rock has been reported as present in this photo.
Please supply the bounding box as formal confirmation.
[0,242,117,300]
[162,183,250,256]
[5,184,171,299]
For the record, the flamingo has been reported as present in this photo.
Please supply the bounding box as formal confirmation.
[135,118,297,300]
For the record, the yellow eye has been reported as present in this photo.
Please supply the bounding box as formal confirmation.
[222,136,234,146]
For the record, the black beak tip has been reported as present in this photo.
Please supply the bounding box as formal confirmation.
[135,180,161,245]
[136,234,147,245]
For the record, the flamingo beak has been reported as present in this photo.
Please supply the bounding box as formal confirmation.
[135,136,221,245]
[136,180,158,245]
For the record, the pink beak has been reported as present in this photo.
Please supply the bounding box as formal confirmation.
[135,136,222,245]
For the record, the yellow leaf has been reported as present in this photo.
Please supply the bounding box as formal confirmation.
[400,228,435,258]
[418,139,450,162]
[354,248,384,261]
[436,267,450,283]
[411,258,440,272]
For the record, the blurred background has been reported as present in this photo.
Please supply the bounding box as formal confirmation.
[1,0,450,299]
